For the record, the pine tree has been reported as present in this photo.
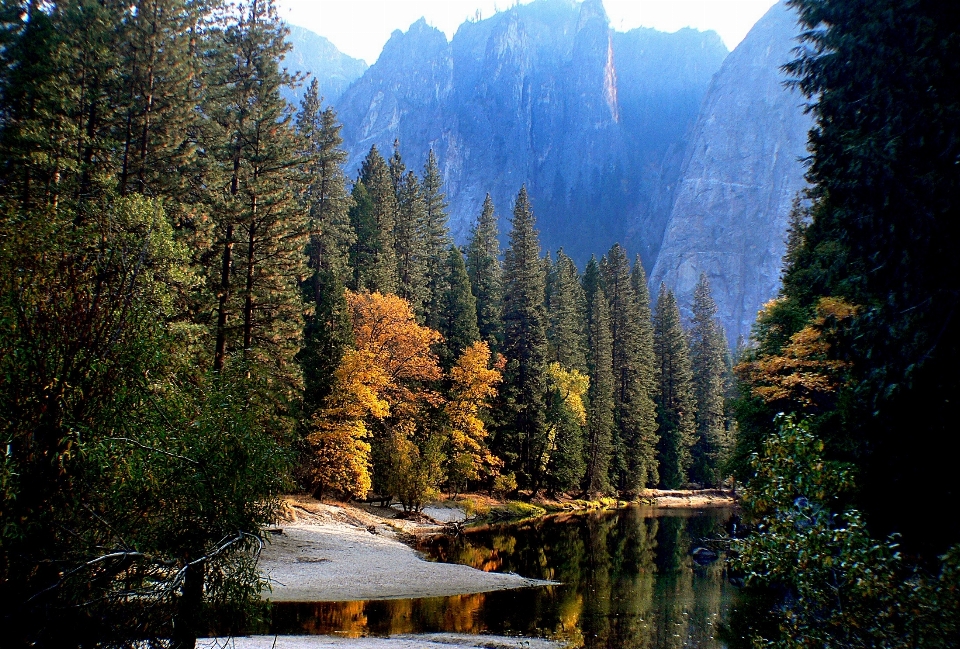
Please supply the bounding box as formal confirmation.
[296,79,355,414]
[393,170,429,315]
[437,246,480,370]
[688,273,729,486]
[547,251,588,372]
[421,149,453,329]
[583,256,614,495]
[466,194,504,353]
[602,244,658,493]
[207,0,308,420]
[632,255,660,487]
[499,186,549,488]
[350,145,397,292]
[653,285,696,489]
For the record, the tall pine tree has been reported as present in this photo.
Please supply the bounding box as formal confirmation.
[547,250,588,372]
[653,285,696,489]
[437,246,480,370]
[466,194,504,353]
[421,149,452,329]
[349,145,396,292]
[208,0,308,420]
[296,79,355,414]
[499,186,549,489]
[602,244,658,493]
[688,273,729,486]
[632,255,660,488]
[583,256,614,495]
[393,170,429,315]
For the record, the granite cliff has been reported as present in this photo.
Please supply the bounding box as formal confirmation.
[284,25,368,107]
[329,0,727,263]
[650,1,811,343]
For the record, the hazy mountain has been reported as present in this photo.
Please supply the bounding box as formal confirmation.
[329,0,727,264]
[283,25,368,108]
[650,1,812,343]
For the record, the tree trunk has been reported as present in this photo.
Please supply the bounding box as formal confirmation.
[171,559,205,649]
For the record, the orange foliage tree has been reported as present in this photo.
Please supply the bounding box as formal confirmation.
[310,291,504,505]
[737,297,857,413]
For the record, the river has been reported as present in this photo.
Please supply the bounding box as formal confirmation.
[266,505,736,648]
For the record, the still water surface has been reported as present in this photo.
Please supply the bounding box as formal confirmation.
[269,506,736,648]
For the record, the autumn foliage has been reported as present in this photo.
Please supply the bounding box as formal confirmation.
[309,291,501,505]
[737,297,856,412]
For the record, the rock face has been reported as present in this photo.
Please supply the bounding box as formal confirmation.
[330,0,727,264]
[650,1,812,344]
[283,25,368,107]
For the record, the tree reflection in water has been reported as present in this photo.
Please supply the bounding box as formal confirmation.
[268,507,735,649]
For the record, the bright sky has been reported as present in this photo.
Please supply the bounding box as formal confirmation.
[277,0,781,65]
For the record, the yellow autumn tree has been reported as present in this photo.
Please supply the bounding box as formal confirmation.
[445,341,503,493]
[737,297,857,412]
[346,291,445,508]
[307,349,390,499]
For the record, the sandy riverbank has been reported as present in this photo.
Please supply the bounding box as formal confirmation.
[259,497,553,602]
[200,634,563,649]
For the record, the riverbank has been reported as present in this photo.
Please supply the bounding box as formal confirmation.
[200,634,563,649]
[260,490,734,601]
[260,496,553,602]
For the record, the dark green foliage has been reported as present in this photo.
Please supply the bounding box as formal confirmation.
[653,286,696,489]
[732,417,960,648]
[602,245,658,493]
[499,186,549,489]
[743,0,960,551]
[0,197,287,648]
[296,80,355,414]
[630,256,660,488]
[545,380,587,495]
[689,273,729,486]
[547,250,588,372]
[351,145,397,292]
[206,0,307,440]
[466,194,504,353]
[437,246,480,369]
[583,257,614,495]
[393,170,429,316]
[421,149,453,330]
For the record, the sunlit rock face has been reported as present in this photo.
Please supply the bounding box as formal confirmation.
[650,1,812,344]
[284,26,368,107]
[328,0,727,264]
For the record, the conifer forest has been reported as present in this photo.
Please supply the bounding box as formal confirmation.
[1,0,959,647]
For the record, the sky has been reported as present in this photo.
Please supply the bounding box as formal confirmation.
[276,0,781,65]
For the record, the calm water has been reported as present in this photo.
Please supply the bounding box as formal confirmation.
[268,506,737,648]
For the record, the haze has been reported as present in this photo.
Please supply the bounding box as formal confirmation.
[277,0,780,65]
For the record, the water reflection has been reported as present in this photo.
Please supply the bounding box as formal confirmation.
[269,506,735,648]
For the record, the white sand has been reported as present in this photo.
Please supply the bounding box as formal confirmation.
[260,499,553,602]
[200,634,563,649]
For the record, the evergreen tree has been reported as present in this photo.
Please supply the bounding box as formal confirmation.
[547,250,588,372]
[421,149,452,329]
[296,79,355,414]
[583,257,614,495]
[499,186,549,488]
[653,285,696,489]
[350,145,396,292]
[393,170,429,315]
[207,0,307,429]
[437,246,480,370]
[602,244,658,493]
[631,255,660,487]
[466,194,504,353]
[688,273,729,486]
